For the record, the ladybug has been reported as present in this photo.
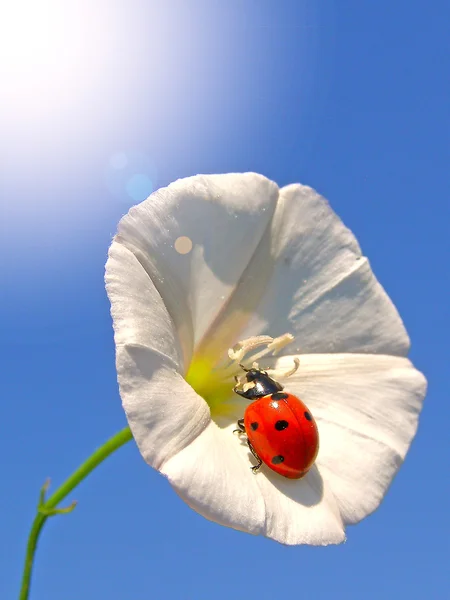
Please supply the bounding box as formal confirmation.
[233,366,319,479]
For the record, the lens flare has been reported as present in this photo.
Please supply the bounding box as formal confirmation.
[105,151,158,205]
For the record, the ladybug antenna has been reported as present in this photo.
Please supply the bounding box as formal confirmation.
[239,363,249,372]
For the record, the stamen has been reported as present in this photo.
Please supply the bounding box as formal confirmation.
[267,333,295,355]
[265,357,300,380]
[227,335,274,362]
[222,333,296,383]
[248,333,294,364]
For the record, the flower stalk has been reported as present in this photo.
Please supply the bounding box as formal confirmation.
[19,426,133,600]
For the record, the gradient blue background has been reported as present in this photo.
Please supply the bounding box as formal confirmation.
[1,1,449,598]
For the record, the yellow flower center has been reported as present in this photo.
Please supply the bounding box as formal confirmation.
[185,333,298,417]
[185,355,237,416]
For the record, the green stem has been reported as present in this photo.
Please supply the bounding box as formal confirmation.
[19,426,133,600]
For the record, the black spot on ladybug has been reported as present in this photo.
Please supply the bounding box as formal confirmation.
[275,420,289,431]
[250,422,259,431]
[271,455,285,465]
[271,392,288,400]
[304,411,312,421]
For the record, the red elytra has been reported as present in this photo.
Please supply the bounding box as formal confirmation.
[244,392,319,479]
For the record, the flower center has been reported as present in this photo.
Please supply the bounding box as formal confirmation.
[185,356,236,415]
[185,334,298,416]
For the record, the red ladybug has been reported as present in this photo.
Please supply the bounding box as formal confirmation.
[234,367,319,479]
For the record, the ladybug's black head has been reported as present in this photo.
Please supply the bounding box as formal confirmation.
[235,366,283,400]
[244,368,264,382]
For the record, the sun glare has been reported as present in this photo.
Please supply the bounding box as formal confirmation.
[0,1,117,132]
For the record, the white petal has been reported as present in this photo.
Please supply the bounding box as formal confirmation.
[114,173,279,361]
[273,353,427,524]
[162,419,345,546]
[117,346,210,469]
[106,243,210,468]
[252,465,345,546]
[200,184,409,358]
[161,421,266,534]
[105,242,184,367]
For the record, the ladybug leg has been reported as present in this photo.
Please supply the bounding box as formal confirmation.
[233,418,246,436]
[247,440,263,473]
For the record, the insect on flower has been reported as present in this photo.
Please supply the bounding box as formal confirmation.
[106,172,427,545]
[233,359,319,479]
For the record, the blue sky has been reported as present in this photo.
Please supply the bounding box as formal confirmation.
[1,1,449,598]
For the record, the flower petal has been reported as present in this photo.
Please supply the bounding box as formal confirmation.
[199,184,410,358]
[117,346,211,469]
[106,242,210,468]
[162,418,345,546]
[114,173,279,364]
[161,421,266,534]
[252,465,345,546]
[272,353,427,524]
[106,242,184,367]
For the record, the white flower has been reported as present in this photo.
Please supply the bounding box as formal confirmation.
[105,173,426,546]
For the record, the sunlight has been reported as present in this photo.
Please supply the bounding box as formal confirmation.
[0,1,114,126]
